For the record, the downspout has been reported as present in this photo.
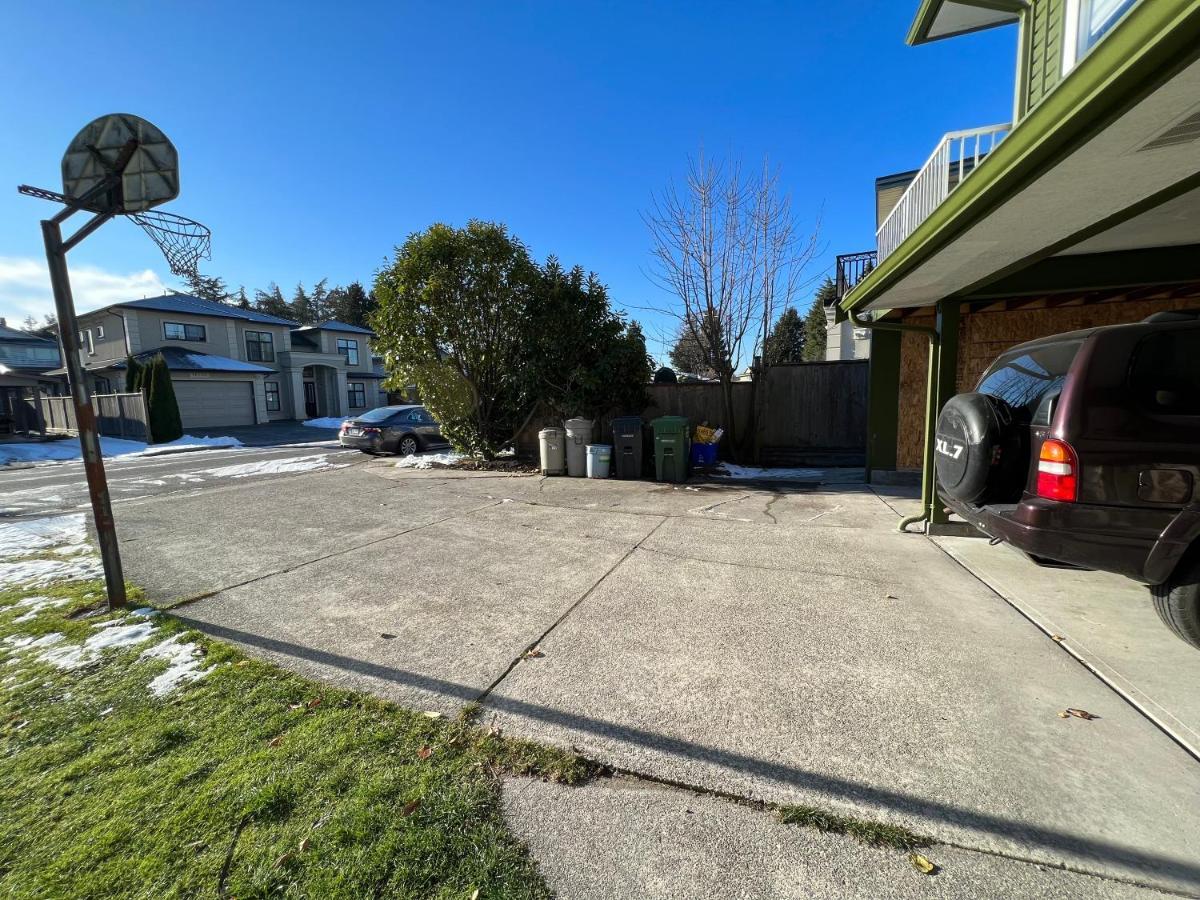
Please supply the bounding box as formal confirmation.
[848,307,939,533]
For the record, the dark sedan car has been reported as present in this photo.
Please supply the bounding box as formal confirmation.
[338,404,448,456]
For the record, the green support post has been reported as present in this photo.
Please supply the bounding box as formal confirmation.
[920,299,961,528]
[865,328,901,479]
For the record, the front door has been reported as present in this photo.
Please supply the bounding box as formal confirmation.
[304,381,317,417]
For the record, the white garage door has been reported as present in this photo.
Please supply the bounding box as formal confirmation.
[172,380,256,429]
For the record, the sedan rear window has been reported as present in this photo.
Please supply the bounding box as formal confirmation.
[977,340,1081,421]
[356,406,406,423]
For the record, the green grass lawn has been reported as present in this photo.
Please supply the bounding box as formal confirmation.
[0,577,592,899]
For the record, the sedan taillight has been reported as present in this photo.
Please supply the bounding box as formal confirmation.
[363,427,382,435]
[1036,439,1078,502]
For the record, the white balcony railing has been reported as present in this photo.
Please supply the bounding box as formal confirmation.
[876,123,1011,263]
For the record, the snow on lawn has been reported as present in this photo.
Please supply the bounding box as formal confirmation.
[395,451,463,470]
[0,556,104,590]
[140,635,211,696]
[0,514,88,559]
[12,596,72,623]
[0,434,243,467]
[302,417,347,429]
[198,454,346,479]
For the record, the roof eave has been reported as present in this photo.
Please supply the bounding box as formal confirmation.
[845,0,1200,314]
[907,0,1024,46]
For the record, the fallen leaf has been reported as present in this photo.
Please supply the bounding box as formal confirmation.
[1057,711,1070,719]
[298,837,310,852]
[885,594,899,600]
[423,711,443,720]
[909,852,938,875]
[380,632,397,639]
[1065,708,1096,720]
[288,703,303,711]
[401,799,421,817]
[307,697,323,710]
[235,660,250,667]
[418,746,433,760]
[523,648,545,659]
[1051,634,1065,642]
[274,852,293,869]
[268,735,284,747]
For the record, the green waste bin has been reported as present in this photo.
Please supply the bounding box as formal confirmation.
[651,416,690,483]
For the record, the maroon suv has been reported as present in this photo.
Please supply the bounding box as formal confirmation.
[934,311,1200,650]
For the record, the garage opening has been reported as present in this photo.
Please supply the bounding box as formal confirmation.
[172,380,256,429]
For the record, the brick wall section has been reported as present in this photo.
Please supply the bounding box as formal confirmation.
[894,287,1200,469]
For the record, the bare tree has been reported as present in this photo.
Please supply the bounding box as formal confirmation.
[643,152,818,460]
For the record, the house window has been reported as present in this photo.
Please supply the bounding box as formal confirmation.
[96,325,104,340]
[265,380,281,411]
[164,321,206,342]
[83,330,95,355]
[246,330,275,362]
[336,338,359,366]
[347,382,366,409]
[1064,0,1137,73]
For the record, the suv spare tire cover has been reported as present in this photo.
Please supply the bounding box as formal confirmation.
[934,392,1011,504]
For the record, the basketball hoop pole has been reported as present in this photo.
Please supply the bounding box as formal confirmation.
[40,201,127,611]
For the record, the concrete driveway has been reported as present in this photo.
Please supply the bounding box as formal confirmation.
[111,459,1200,896]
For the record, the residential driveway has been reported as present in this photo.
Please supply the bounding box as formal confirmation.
[110,461,1200,896]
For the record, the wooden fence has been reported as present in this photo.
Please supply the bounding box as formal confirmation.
[517,360,868,464]
[39,392,150,442]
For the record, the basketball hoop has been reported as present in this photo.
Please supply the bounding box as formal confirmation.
[17,112,212,279]
[14,112,214,611]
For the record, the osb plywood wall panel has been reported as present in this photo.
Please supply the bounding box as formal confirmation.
[895,289,1200,470]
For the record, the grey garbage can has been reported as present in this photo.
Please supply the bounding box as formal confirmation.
[538,427,565,475]
[611,416,643,479]
[564,417,593,477]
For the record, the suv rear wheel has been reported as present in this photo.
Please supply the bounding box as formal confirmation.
[1151,554,1200,650]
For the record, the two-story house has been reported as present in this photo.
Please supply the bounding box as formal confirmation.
[61,295,385,430]
[834,0,1200,529]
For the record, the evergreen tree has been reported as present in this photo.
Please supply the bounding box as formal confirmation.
[310,278,329,322]
[231,287,251,310]
[254,284,291,319]
[183,271,229,302]
[124,356,144,393]
[144,354,182,443]
[290,283,313,324]
[801,277,835,362]
[328,281,376,329]
[668,311,725,378]
[764,306,806,364]
[21,315,38,332]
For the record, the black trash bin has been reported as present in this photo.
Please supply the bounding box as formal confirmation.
[611,416,643,479]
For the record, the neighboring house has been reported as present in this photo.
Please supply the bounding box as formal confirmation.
[833,0,1200,529]
[0,319,63,433]
[57,295,385,429]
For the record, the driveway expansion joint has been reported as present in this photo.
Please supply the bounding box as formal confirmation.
[473,516,669,705]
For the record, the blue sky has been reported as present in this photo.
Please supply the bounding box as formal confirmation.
[0,1,1017,361]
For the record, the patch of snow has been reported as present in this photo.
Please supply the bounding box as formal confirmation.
[0,514,88,560]
[198,455,344,479]
[130,607,159,617]
[302,417,347,429]
[394,451,463,470]
[10,596,72,623]
[37,620,158,670]
[4,632,65,651]
[0,555,103,589]
[140,635,211,696]
[141,434,243,455]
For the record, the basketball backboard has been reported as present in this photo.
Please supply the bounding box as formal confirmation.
[61,113,179,213]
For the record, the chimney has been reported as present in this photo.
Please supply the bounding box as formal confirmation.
[0,317,6,327]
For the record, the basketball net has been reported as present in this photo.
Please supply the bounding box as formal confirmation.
[127,208,211,278]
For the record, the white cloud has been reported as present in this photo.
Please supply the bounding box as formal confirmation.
[0,256,167,324]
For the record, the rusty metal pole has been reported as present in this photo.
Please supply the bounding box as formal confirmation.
[41,218,127,609]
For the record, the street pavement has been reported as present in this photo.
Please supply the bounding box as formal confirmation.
[18,458,1200,897]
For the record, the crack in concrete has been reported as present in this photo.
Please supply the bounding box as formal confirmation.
[474,517,669,704]
[635,544,890,585]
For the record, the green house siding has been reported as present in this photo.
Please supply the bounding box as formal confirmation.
[1026,0,1066,111]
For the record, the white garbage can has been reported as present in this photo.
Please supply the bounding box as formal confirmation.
[563,418,593,477]
[538,427,565,475]
[586,444,612,479]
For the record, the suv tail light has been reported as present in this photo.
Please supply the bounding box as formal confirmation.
[1036,439,1078,502]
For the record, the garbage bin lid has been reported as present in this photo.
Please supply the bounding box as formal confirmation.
[564,417,593,428]
[651,415,690,431]
[538,427,564,437]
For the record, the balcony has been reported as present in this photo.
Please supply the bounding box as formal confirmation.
[834,250,877,303]
[876,123,1011,263]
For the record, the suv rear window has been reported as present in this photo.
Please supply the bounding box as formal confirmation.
[977,340,1081,422]
[1129,330,1200,415]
